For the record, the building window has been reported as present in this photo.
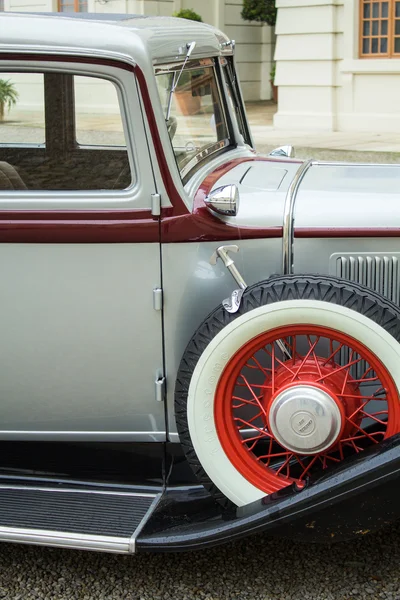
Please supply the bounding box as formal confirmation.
[360,1,400,57]
[0,0,4,11]
[58,0,87,12]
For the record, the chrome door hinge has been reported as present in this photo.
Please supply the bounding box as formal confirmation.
[153,288,163,311]
[151,193,161,216]
[155,376,166,402]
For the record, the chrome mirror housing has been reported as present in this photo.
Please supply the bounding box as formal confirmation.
[269,145,295,158]
[204,184,239,217]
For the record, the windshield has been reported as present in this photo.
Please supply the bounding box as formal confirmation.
[155,59,231,181]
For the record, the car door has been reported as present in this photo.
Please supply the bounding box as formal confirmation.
[0,59,165,441]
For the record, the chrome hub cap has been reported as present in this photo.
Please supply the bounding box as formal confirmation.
[268,385,342,455]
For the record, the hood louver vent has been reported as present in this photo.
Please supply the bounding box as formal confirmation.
[331,253,400,306]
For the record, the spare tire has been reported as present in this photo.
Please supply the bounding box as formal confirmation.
[175,275,400,507]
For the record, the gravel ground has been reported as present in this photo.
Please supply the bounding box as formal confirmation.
[0,522,400,599]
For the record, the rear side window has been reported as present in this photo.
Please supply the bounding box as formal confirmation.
[0,72,132,191]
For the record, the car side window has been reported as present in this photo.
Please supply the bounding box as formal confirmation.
[0,71,133,191]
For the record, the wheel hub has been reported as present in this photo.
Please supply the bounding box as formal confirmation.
[268,384,343,454]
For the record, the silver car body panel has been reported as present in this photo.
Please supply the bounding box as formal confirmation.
[0,243,165,441]
[162,237,283,440]
[0,13,229,65]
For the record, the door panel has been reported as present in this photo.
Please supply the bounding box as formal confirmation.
[0,243,164,440]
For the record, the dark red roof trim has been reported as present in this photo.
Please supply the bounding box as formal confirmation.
[295,227,400,238]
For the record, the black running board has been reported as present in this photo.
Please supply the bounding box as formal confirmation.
[138,434,400,550]
[0,485,160,553]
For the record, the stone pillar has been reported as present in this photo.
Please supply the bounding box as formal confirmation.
[273,0,344,131]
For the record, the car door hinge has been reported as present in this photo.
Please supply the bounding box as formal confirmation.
[151,193,161,216]
[153,288,163,311]
[155,376,166,402]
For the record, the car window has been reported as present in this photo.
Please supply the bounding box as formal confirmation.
[155,59,232,182]
[0,72,132,191]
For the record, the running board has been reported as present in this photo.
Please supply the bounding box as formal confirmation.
[0,485,160,553]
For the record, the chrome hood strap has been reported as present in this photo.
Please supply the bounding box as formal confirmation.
[282,159,314,274]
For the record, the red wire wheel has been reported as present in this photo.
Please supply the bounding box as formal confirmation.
[215,324,400,495]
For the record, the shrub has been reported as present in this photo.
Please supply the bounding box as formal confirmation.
[172,8,203,22]
[241,0,277,26]
[270,62,276,82]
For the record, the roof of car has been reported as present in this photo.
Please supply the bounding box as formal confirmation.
[0,12,231,65]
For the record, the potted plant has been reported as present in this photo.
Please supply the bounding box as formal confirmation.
[0,79,19,122]
[171,8,203,115]
[270,62,278,103]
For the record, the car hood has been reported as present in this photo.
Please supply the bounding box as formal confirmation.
[208,159,299,229]
[208,158,400,230]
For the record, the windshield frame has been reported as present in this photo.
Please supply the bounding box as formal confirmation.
[155,57,236,184]
[220,56,253,148]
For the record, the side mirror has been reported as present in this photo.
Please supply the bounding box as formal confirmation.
[204,184,239,217]
[269,145,295,158]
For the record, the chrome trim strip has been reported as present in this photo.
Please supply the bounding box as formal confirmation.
[313,161,400,168]
[0,526,132,554]
[0,485,157,498]
[282,159,314,274]
[0,431,166,442]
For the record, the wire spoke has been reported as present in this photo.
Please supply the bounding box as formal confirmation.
[316,355,363,383]
[322,341,344,366]
[263,347,296,376]
[290,337,320,381]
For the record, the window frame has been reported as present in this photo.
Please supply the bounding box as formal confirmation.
[58,0,88,12]
[0,59,153,210]
[359,0,400,58]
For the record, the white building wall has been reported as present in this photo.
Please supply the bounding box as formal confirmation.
[174,0,276,101]
[274,0,400,132]
[338,0,400,132]
[1,0,274,103]
[273,0,343,130]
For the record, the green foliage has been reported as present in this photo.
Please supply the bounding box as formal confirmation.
[0,79,19,112]
[241,0,277,26]
[270,62,276,82]
[172,8,203,22]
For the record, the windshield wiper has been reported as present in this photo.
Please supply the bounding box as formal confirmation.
[165,41,196,121]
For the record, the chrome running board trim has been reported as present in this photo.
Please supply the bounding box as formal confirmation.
[0,526,133,553]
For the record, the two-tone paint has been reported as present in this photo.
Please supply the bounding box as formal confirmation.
[1,12,400,446]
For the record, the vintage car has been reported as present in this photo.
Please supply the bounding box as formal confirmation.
[0,11,399,554]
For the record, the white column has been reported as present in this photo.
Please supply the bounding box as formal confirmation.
[273,0,344,131]
[260,24,276,100]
